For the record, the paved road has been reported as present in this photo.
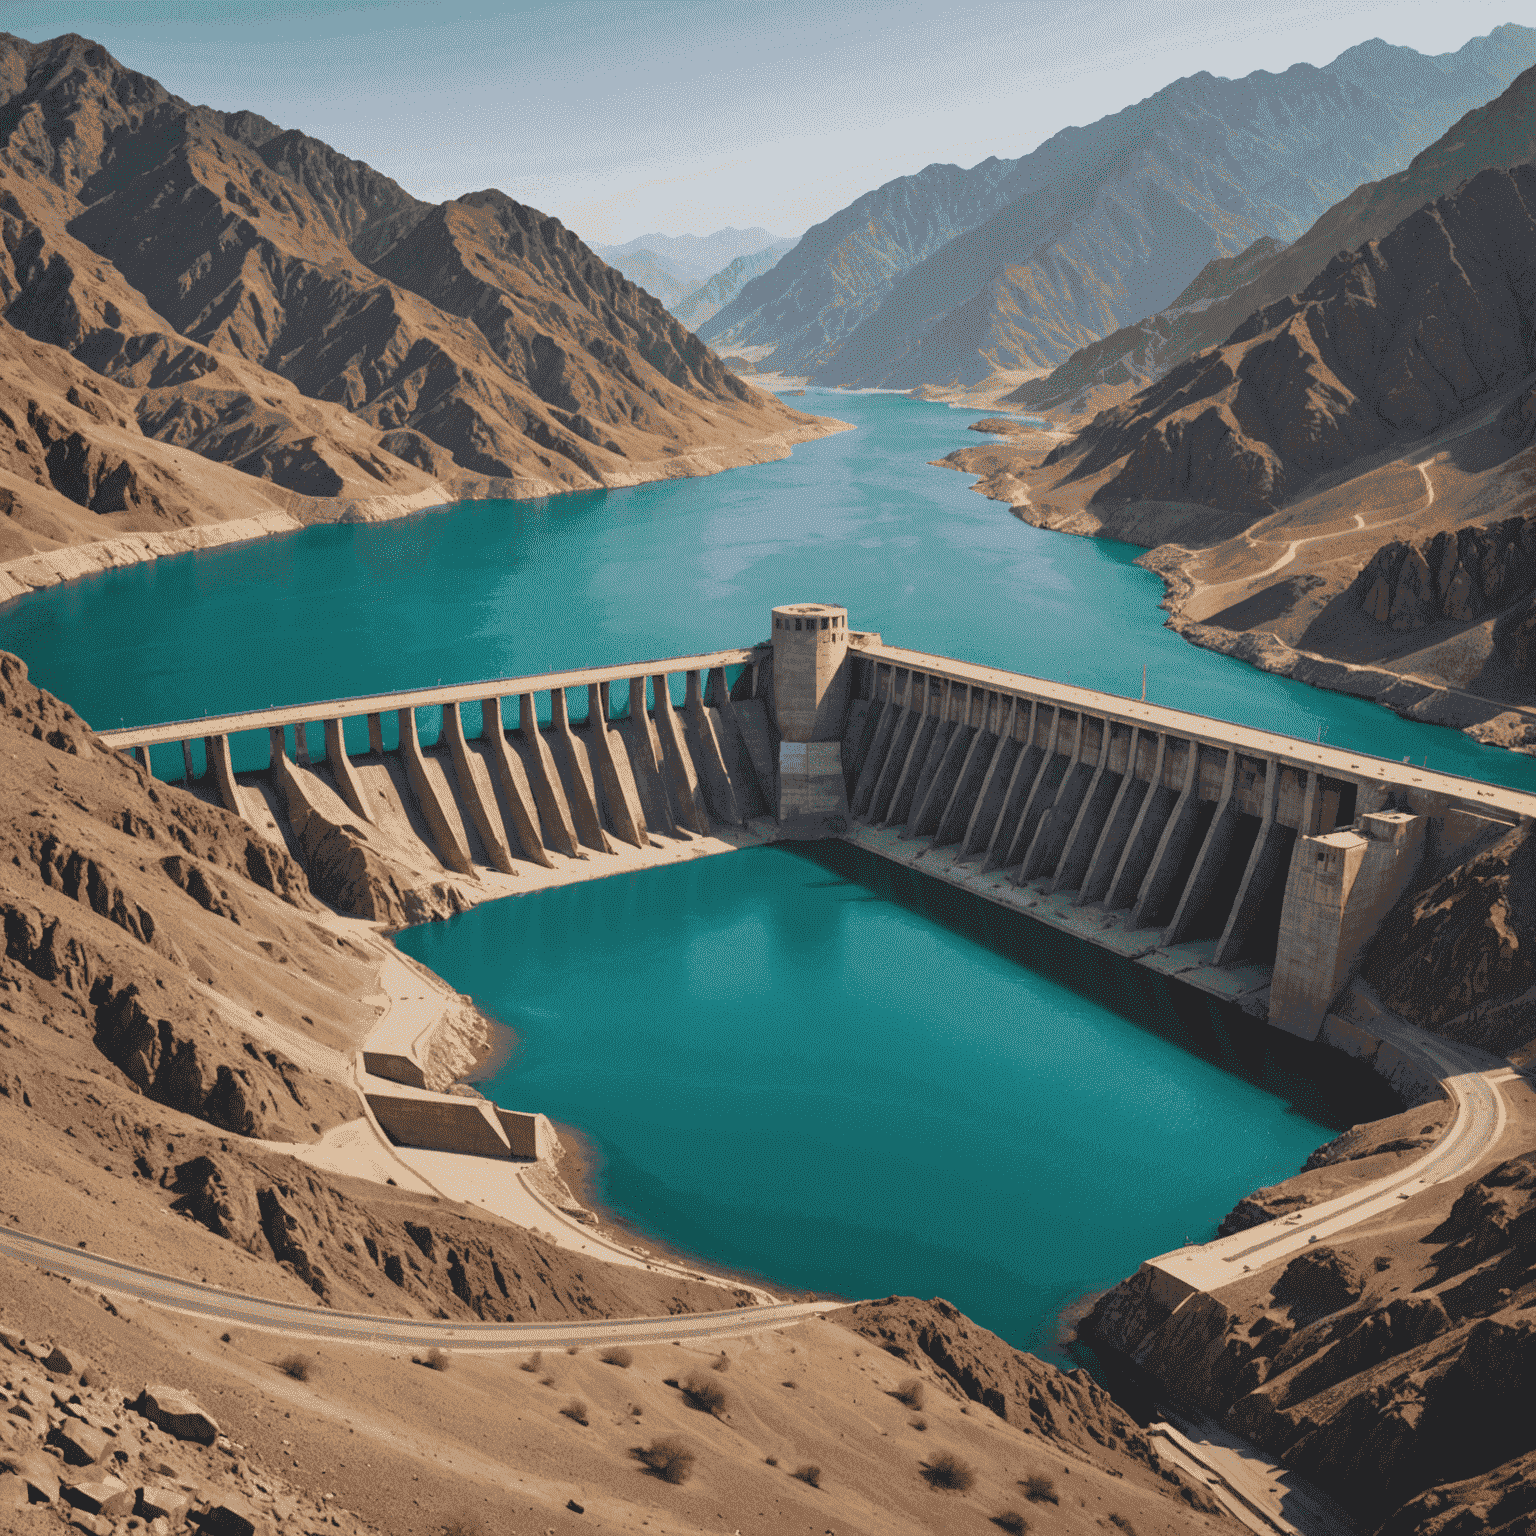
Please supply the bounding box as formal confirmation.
[1149,1026,1510,1294]
[0,1227,840,1351]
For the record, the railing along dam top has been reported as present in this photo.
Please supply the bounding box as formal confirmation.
[860,641,1536,821]
[96,646,763,749]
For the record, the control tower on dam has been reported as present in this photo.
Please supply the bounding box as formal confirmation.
[101,605,1532,1045]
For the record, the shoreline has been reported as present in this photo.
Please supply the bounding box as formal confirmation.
[930,438,1536,761]
[0,415,852,616]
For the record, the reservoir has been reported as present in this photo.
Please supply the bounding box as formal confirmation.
[0,390,1512,1358]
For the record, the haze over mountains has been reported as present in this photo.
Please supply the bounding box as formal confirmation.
[592,228,797,325]
[701,24,1536,390]
[0,33,827,562]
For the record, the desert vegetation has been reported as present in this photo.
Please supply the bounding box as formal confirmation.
[636,1437,695,1485]
[681,1372,728,1416]
[923,1451,976,1491]
[600,1346,633,1368]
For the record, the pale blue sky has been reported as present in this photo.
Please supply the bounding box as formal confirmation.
[0,1,1525,242]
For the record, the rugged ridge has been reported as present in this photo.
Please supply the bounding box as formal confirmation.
[0,31,831,566]
[1012,56,1536,419]
[1048,161,1536,517]
[707,26,1536,389]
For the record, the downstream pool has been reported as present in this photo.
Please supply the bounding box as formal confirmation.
[0,389,1504,1358]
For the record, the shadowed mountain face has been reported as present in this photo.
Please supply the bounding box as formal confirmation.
[0,32,818,552]
[705,25,1536,389]
[1049,161,1536,517]
[1013,56,1536,419]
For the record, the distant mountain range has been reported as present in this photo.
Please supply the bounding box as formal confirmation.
[590,229,797,319]
[0,34,824,559]
[701,24,1536,390]
[672,242,796,329]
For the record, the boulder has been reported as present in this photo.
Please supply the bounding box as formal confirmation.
[138,1482,194,1524]
[200,1490,259,1536]
[136,1386,219,1445]
[48,1420,112,1466]
[42,1345,80,1376]
[0,1447,60,1501]
[61,1471,134,1517]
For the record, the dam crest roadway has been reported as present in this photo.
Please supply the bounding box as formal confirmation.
[99,603,1529,1301]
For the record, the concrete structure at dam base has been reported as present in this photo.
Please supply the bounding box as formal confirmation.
[102,602,1529,1166]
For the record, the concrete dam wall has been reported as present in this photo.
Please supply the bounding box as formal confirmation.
[101,609,1532,1062]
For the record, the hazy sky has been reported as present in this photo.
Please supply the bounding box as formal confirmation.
[1,1,1526,244]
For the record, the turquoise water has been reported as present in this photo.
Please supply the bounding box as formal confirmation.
[0,389,1508,1357]
[396,842,1394,1362]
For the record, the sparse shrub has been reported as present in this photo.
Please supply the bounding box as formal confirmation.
[637,1437,695,1485]
[782,1379,798,1389]
[1374,1255,1393,1272]
[1108,1516,1137,1535]
[923,1452,976,1491]
[1021,1473,1058,1504]
[540,1374,556,1387]
[792,1464,822,1488]
[443,1520,483,1536]
[276,1354,313,1382]
[416,1348,451,1372]
[560,1399,589,1425]
[993,1513,1029,1534]
[519,1351,542,1373]
[566,1345,579,1356]
[765,1456,778,1467]
[911,1417,928,1432]
[219,1334,232,1345]
[601,1346,633,1368]
[894,1377,925,1409]
[681,1372,728,1416]
[711,1352,730,1373]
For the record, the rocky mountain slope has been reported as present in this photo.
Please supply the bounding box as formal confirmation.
[0,32,830,566]
[1049,158,1536,518]
[672,240,795,330]
[1082,1123,1536,1536]
[1012,56,1536,419]
[706,25,1536,389]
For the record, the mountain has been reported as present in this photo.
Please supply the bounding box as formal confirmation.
[0,34,828,561]
[699,157,1022,377]
[1012,53,1536,418]
[591,226,786,282]
[1049,160,1536,518]
[671,240,796,329]
[584,247,695,307]
[705,24,1536,389]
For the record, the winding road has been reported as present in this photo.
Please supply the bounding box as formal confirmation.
[1195,458,1435,603]
[0,1226,839,1352]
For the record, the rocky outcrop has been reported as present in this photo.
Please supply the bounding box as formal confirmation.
[1082,1143,1536,1534]
[1359,820,1536,1048]
[1351,515,1536,631]
[1052,160,1536,517]
[0,650,367,1140]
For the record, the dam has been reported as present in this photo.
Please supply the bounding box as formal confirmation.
[102,602,1529,1050]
